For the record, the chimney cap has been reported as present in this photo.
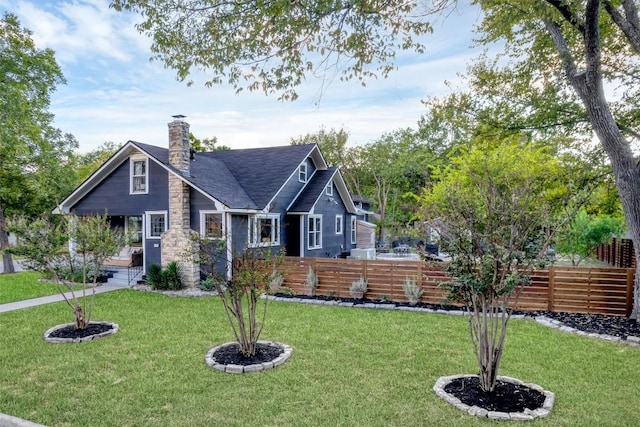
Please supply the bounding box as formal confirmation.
[171,114,186,122]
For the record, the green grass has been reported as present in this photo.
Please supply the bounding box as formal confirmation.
[0,272,63,304]
[0,281,639,426]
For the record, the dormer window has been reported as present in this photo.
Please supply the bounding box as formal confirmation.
[130,156,148,194]
[326,182,333,196]
[298,163,307,183]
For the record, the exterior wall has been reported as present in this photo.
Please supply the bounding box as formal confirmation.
[270,161,312,257]
[71,159,169,216]
[71,156,169,274]
[302,181,350,258]
[190,189,228,279]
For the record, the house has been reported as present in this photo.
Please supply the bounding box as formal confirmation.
[54,117,357,286]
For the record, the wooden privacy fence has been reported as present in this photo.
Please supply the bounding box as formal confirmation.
[595,238,636,269]
[279,257,635,317]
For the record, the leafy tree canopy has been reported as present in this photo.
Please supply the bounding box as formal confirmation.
[555,209,625,266]
[189,132,230,152]
[110,0,435,100]
[1,13,78,273]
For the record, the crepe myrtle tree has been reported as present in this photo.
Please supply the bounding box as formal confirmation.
[420,136,570,393]
[7,213,129,329]
[187,234,285,357]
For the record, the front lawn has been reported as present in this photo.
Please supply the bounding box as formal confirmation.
[0,272,61,304]
[0,284,639,426]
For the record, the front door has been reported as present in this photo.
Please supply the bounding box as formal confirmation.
[285,215,300,257]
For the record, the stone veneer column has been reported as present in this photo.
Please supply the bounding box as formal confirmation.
[161,118,199,288]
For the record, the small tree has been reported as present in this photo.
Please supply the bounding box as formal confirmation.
[188,236,284,357]
[555,209,624,266]
[7,213,128,329]
[421,137,569,393]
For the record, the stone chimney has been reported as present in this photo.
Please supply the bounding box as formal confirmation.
[168,115,191,176]
[162,115,198,287]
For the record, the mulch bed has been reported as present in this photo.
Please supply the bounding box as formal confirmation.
[48,322,114,339]
[444,376,546,413]
[212,342,284,366]
[530,310,640,339]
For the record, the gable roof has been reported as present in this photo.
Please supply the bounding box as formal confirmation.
[54,141,340,214]
[288,168,338,213]
[133,142,257,209]
[198,144,322,209]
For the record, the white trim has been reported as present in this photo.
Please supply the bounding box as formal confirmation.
[226,212,233,280]
[298,162,308,183]
[200,210,225,239]
[248,213,281,247]
[125,215,143,245]
[265,145,322,212]
[307,214,322,250]
[130,155,149,195]
[326,182,333,196]
[145,211,167,239]
[351,216,357,244]
[335,214,343,235]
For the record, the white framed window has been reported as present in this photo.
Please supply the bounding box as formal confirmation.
[335,214,343,235]
[351,216,357,244]
[249,214,280,246]
[146,211,167,239]
[326,182,333,196]
[200,211,224,239]
[298,163,307,183]
[130,156,148,194]
[308,215,322,250]
[126,215,143,244]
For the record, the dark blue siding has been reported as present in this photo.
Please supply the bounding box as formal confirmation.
[71,157,169,275]
[302,181,351,258]
[72,159,169,215]
[189,189,218,232]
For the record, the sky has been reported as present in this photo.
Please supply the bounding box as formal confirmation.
[1,0,487,153]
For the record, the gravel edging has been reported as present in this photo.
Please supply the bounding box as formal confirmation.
[205,341,293,373]
[433,374,555,421]
[43,321,119,344]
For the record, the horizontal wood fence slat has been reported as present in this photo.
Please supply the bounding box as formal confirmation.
[278,257,635,316]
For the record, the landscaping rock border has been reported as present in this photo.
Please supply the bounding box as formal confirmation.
[43,321,119,344]
[433,374,555,421]
[205,340,293,374]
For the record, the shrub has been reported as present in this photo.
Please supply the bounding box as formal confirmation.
[269,272,284,293]
[146,262,184,290]
[163,261,184,290]
[350,276,367,298]
[146,264,163,288]
[402,276,423,305]
[305,266,318,295]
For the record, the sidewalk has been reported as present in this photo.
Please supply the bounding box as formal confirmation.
[0,285,123,314]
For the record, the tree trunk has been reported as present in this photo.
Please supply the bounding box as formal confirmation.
[544,1,640,318]
[0,203,15,274]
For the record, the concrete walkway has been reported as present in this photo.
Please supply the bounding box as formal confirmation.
[0,285,124,314]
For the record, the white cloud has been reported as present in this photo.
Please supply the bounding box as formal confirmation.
[3,0,488,152]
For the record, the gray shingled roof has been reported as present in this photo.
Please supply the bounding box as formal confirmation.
[202,144,316,208]
[288,168,337,213]
[132,141,316,210]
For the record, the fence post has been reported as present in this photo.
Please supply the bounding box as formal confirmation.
[626,268,635,317]
[547,266,555,312]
